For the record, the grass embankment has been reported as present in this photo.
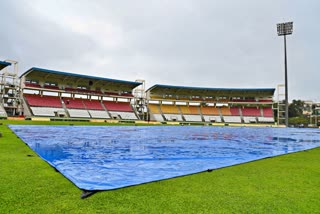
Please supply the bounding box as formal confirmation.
[0,120,319,213]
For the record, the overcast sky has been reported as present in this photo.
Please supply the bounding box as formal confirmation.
[1,1,319,101]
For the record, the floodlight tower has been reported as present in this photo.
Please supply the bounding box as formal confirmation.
[277,22,293,127]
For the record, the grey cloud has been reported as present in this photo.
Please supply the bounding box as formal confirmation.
[1,0,320,101]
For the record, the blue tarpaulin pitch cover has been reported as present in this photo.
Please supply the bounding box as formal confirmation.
[9,125,320,191]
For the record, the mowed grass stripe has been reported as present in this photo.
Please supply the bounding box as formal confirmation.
[0,120,319,213]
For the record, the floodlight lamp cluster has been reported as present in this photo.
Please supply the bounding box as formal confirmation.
[277,22,293,36]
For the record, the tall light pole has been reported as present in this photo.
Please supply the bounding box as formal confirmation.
[277,22,293,127]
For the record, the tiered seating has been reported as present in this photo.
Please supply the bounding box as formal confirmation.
[30,107,66,117]
[220,107,232,116]
[63,98,85,109]
[64,87,78,93]
[241,107,260,123]
[25,94,62,107]
[150,95,164,100]
[221,107,241,123]
[148,104,163,121]
[231,99,256,103]
[83,100,109,119]
[121,93,134,97]
[262,107,273,117]
[200,106,220,123]
[25,82,41,88]
[203,115,222,123]
[63,98,90,118]
[103,101,133,112]
[180,106,202,122]
[201,106,220,115]
[259,99,273,103]
[179,106,200,114]
[243,117,257,123]
[179,105,191,114]
[24,94,65,117]
[189,106,200,114]
[89,110,110,119]
[230,107,240,116]
[160,105,179,114]
[183,115,203,122]
[105,91,134,97]
[44,85,60,90]
[258,107,274,123]
[83,100,104,110]
[68,109,91,118]
[258,117,274,123]
[103,101,137,120]
[152,114,164,121]
[242,107,261,116]
[105,92,121,96]
[111,112,137,120]
[64,87,102,94]
[163,114,183,121]
[148,104,161,113]
[223,116,242,123]
[161,105,182,121]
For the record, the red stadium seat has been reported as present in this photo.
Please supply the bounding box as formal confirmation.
[103,101,133,112]
[83,100,104,110]
[24,94,62,108]
[242,107,261,116]
[63,98,86,109]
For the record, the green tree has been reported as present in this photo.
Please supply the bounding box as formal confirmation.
[289,100,304,117]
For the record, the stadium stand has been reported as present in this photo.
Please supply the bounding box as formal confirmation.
[179,105,191,114]
[63,98,86,109]
[82,99,110,118]
[146,84,275,124]
[88,110,110,119]
[201,106,220,115]
[230,107,240,116]
[62,98,91,118]
[17,66,276,124]
[25,94,62,108]
[43,85,60,90]
[200,106,220,122]
[262,107,273,117]
[152,114,165,122]
[103,101,138,120]
[103,101,133,112]
[160,104,183,121]
[241,107,261,123]
[111,111,137,120]
[179,105,202,122]
[30,107,65,117]
[67,109,91,118]
[25,82,42,88]
[148,104,164,121]
[203,115,222,123]
[148,104,161,114]
[20,67,141,120]
[220,107,232,116]
[163,114,183,121]
[223,116,242,123]
[83,99,104,110]
[24,94,66,117]
[258,107,275,123]
[160,104,180,114]
[241,107,261,116]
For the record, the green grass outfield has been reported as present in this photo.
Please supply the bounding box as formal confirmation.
[0,120,319,213]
